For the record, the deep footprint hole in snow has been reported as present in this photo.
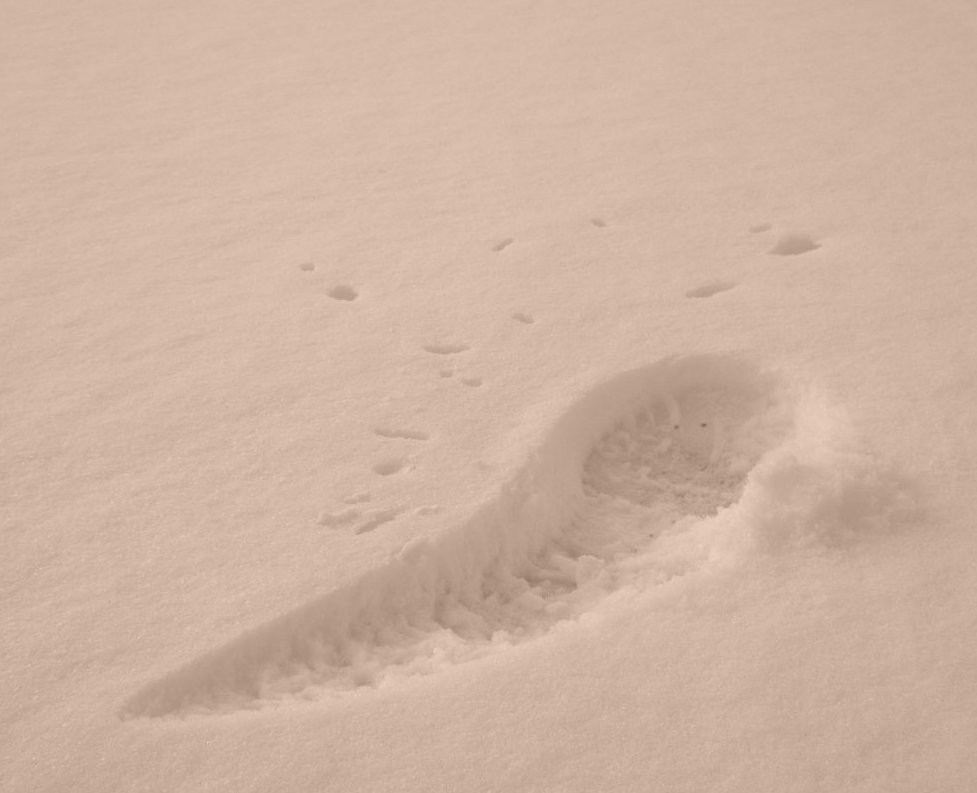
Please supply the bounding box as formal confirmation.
[119,355,912,719]
[120,357,789,718]
[769,233,820,256]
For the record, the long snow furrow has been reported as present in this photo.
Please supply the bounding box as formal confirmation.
[121,355,915,718]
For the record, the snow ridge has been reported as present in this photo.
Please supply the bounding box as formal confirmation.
[121,355,913,719]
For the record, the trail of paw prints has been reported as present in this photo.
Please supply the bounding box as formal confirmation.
[316,426,432,535]
[422,341,486,389]
[295,260,360,300]
[317,505,403,535]
[436,367,482,387]
[319,498,441,536]
[371,424,429,477]
[685,223,823,299]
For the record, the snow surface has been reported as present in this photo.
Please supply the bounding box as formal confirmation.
[3,0,977,790]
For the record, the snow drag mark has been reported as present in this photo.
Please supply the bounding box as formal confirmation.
[121,356,913,719]
[492,238,514,252]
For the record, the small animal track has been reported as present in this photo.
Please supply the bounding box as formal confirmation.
[768,233,820,256]
[355,508,402,535]
[123,355,914,719]
[423,343,470,356]
[374,427,430,441]
[299,262,316,272]
[511,312,535,324]
[591,218,608,228]
[328,284,358,301]
[492,238,514,252]
[318,508,360,528]
[460,377,482,388]
[372,458,407,476]
[749,223,771,234]
[343,492,372,505]
[685,281,737,299]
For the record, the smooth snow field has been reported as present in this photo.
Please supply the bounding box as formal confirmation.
[3,0,977,791]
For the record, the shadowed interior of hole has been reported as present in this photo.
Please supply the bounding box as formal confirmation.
[581,372,780,516]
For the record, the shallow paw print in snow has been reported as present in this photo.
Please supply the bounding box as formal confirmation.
[768,233,820,256]
[423,343,469,356]
[318,508,360,528]
[372,457,408,476]
[374,427,429,441]
[355,507,402,535]
[327,284,358,301]
[685,281,736,299]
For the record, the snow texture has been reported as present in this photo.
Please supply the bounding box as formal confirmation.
[4,0,977,790]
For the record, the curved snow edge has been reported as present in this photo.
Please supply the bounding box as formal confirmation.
[119,354,917,719]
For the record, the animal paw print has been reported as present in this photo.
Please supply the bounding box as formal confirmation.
[768,233,820,256]
[327,284,358,301]
[686,280,736,299]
